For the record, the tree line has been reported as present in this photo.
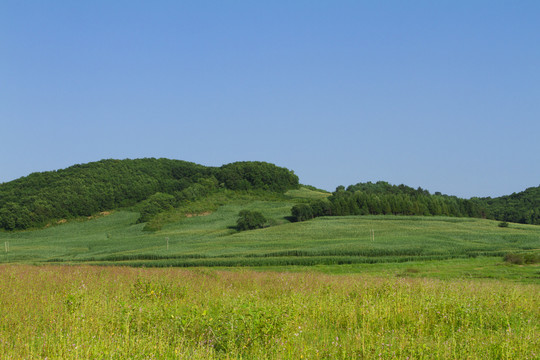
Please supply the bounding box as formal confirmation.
[0,158,299,230]
[475,186,540,225]
[292,181,540,225]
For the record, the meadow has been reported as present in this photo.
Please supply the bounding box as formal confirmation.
[1,189,539,358]
[0,265,538,359]
[1,194,539,283]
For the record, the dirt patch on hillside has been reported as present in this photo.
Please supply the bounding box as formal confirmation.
[87,211,113,220]
[46,211,112,228]
[185,211,212,218]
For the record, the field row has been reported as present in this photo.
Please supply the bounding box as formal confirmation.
[2,209,539,265]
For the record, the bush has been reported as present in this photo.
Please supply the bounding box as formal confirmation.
[503,253,524,265]
[498,221,509,228]
[291,204,313,222]
[137,193,176,223]
[523,253,540,264]
[503,252,540,265]
[236,210,266,231]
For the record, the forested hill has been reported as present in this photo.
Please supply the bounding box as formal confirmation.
[291,181,540,225]
[1,160,538,231]
[291,181,484,222]
[0,159,299,230]
[475,186,540,225]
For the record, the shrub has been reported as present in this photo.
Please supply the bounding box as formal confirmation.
[236,210,267,231]
[504,252,540,265]
[503,253,524,265]
[498,221,509,228]
[137,193,176,223]
[291,204,313,222]
[523,253,540,264]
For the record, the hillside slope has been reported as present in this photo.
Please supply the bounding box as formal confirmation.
[476,186,540,225]
[0,159,299,230]
[1,197,538,269]
[0,159,538,231]
[291,180,540,225]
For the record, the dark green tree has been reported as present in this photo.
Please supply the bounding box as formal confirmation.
[236,210,267,231]
[291,204,314,222]
[137,193,176,223]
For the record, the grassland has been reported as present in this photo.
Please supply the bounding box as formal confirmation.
[0,265,538,359]
[1,188,539,358]
[0,190,538,283]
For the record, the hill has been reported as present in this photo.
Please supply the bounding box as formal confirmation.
[0,158,299,230]
[475,186,540,225]
[0,161,539,281]
[1,159,539,232]
[291,180,540,226]
[1,158,539,230]
[291,181,484,222]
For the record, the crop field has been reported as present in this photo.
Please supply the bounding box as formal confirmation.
[0,265,538,359]
[0,197,539,281]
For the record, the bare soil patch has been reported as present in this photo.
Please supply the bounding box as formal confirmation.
[185,211,212,218]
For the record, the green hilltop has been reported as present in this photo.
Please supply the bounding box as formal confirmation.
[1,158,539,232]
[0,158,539,280]
[0,158,299,231]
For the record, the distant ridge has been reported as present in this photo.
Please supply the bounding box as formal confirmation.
[0,159,538,230]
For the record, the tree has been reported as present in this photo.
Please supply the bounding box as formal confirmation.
[217,161,299,192]
[137,192,175,223]
[236,210,267,231]
[0,203,32,230]
[310,199,332,217]
[293,204,315,221]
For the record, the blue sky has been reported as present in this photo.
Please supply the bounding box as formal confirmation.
[1,1,539,198]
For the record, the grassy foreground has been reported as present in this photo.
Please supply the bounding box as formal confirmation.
[0,265,538,359]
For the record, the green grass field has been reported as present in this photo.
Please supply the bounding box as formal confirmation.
[1,189,539,359]
[0,189,538,283]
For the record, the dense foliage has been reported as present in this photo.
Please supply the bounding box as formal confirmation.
[292,181,540,225]
[236,210,267,231]
[0,158,298,230]
[136,192,176,224]
[292,181,485,222]
[475,186,540,225]
[216,161,299,192]
[1,158,538,231]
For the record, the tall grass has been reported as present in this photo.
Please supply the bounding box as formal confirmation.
[0,265,537,359]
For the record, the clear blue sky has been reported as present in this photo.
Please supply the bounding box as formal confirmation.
[1,1,539,198]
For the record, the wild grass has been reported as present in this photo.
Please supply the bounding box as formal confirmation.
[0,265,537,359]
